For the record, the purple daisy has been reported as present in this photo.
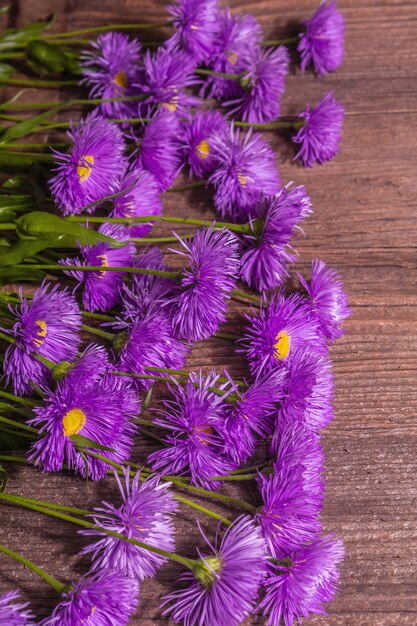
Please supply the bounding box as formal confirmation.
[81,32,143,121]
[28,374,139,480]
[170,227,240,341]
[209,126,280,222]
[110,169,163,238]
[58,342,110,387]
[81,467,177,580]
[180,110,228,179]
[241,292,325,378]
[293,91,345,167]
[299,259,350,342]
[148,371,235,489]
[259,534,345,626]
[162,516,267,626]
[38,570,139,626]
[166,0,219,63]
[60,223,135,312]
[2,282,82,396]
[132,110,182,191]
[49,113,127,216]
[226,46,290,124]
[0,590,34,625]
[298,1,345,75]
[240,185,312,291]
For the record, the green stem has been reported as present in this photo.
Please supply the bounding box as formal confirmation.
[0,543,65,594]
[80,324,115,341]
[262,36,299,46]
[3,492,91,516]
[234,117,304,130]
[42,22,173,39]
[0,94,149,112]
[0,414,38,434]
[0,77,79,89]
[215,332,238,341]
[195,68,243,80]
[81,310,114,322]
[231,289,261,304]
[167,180,208,192]
[128,234,194,244]
[0,390,38,408]
[0,330,15,344]
[15,264,182,280]
[1,142,68,150]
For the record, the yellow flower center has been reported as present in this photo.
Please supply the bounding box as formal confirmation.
[196,139,210,159]
[113,71,128,88]
[163,87,179,112]
[33,320,47,347]
[62,408,87,437]
[95,254,108,278]
[274,331,291,360]
[190,24,199,30]
[238,172,247,187]
[77,155,95,182]
[227,51,238,66]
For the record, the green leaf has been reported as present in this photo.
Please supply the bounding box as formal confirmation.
[0,151,52,173]
[0,266,45,285]
[0,463,8,492]
[26,40,69,74]
[0,62,15,79]
[70,434,115,452]
[0,17,54,51]
[0,235,63,267]
[0,102,65,144]
[0,209,15,222]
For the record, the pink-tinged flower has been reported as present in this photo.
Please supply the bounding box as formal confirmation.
[110,169,163,238]
[293,91,345,167]
[180,110,228,179]
[81,468,177,580]
[259,535,345,626]
[0,590,35,626]
[60,223,135,313]
[240,292,325,378]
[49,113,127,216]
[240,185,312,291]
[298,1,345,75]
[226,46,290,124]
[166,0,220,62]
[80,32,143,121]
[2,282,82,396]
[170,227,240,341]
[299,259,350,342]
[148,371,235,489]
[38,570,139,626]
[210,126,280,222]
[161,516,267,626]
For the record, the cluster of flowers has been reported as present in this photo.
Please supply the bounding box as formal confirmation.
[0,0,350,624]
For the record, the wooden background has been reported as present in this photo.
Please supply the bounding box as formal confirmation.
[1,0,417,624]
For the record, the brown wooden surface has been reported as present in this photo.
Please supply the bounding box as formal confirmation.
[1,1,417,624]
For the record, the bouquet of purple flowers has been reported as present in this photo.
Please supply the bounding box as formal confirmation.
[0,1,350,624]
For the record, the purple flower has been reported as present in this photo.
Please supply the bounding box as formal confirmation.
[49,113,127,216]
[2,282,82,396]
[240,185,312,291]
[148,371,235,489]
[60,223,135,312]
[81,468,177,580]
[259,534,345,626]
[293,91,345,167]
[166,0,219,63]
[0,590,34,626]
[180,110,228,179]
[299,259,350,342]
[298,1,345,75]
[110,169,163,238]
[28,374,139,480]
[162,516,267,626]
[59,343,110,387]
[205,9,262,99]
[226,46,289,123]
[241,292,325,378]
[170,227,240,341]
[132,110,182,191]
[209,127,280,221]
[38,570,139,626]
[81,32,143,120]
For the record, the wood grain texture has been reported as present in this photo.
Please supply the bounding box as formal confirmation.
[1,1,417,624]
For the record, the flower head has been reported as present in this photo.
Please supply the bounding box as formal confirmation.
[167,0,219,62]
[49,113,127,215]
[180,110,228,179]
[28,374,139,480]
[293,91,345,167]
[299,259,350,342]
[210,126,280,221]
[170,227,240,341]
[60,223,135,312]
[2,282,82,396]
[298,1,345,75]
[81,468,177,580]
[81,32,143,120]
[38,570,139,626]
[148,371,235,489]
[110,169,163,238]
[0,590,34,626]
[55,342,110,387]
[240,185,312,291]
[259,535,345,626]
[162,516,267,626]
[241,292,325,378]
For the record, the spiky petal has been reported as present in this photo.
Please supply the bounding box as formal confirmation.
[298,1,345,75]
